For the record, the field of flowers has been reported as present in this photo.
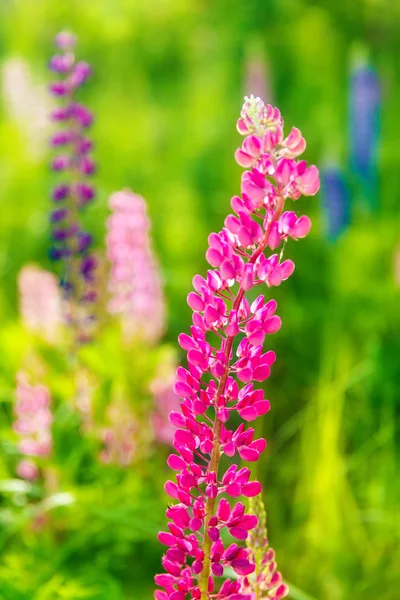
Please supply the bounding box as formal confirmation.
[0,1,399,599]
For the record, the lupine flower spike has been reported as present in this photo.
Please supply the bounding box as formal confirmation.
[238,495,288,599]
[151,358,181,446]
[18,265,63,343]
[14,374,53,481]
[49,31,97,344]
[154,95,319,600]
[107,189,165,344]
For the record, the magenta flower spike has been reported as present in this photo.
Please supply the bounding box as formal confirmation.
[154,95,319,600]
[48,31,97,343]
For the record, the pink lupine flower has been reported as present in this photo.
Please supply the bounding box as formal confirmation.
[17,459,39,481]
[244,52,273,105]
[151,362,181,445]
[154,95,319,600]
[2,57,51,157]
[107,189,165,344]
[18,264,63,343]
[14,374,53,479]
[100,401,137,467]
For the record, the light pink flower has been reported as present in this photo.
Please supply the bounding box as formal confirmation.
[107,189,165,344]
[244,52,273,105]
[2,58,51,157]
[18,265,63,343]
[16,459,39,481]
[100,401,137,467]
[151,365,181,445]
[14,374,52,479]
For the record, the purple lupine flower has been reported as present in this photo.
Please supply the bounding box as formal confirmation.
[154,96,319,600]
[321,166,350,240]
[350,60,380,209]
[48,31,97,342]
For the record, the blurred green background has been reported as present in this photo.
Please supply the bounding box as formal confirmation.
[0,0,399,599]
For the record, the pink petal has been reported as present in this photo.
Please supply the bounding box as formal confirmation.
[235,148,254,168]
[229,526,248,540]
[241,481,262,497]
[264,315,282,334]
[167,454,186,471]
[238,446,259,462]
[238,406,258,422]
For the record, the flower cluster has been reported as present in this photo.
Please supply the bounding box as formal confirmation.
[18,265,63,343]
[154,96,319,600]
[238,495,288,600]
[107,189,165,344]
[14,374,53,481]
[48,31,97,342]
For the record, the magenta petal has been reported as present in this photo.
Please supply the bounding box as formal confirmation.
[247,329,265,347]
[250,438,267,453]
[226,482,242,497]
[158,531,177,546]
[280,259,295,279]
[229,526,248,540]
[206,247,223,267]
[239,514,258,530]
[238,446,259,462]
[189,517,203,531]
[264,315,282,334]
[167,454,186,471]
[238,406,258,422]
[154,574,175,587]
[254,400,271,415]
[187,292,205,311]
[253,365,271,381]
[170,592,186,600]
[241,480,262,497]
[211,562,224,577]
[233,562,255,576]
[164,480,179,498]
[293,215,312,238]
[223,441,236,457]
[173,381,194,398]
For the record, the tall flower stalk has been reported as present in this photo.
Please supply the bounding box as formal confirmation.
[154,95,319,600]
[48,31,97,345]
